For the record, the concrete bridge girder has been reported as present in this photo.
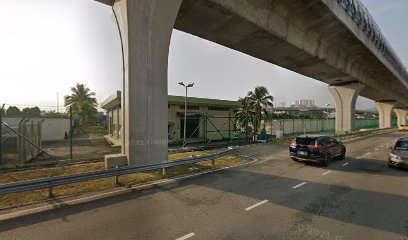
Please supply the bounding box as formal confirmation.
[395,109,408,127]
[376,102,395,129]
[328,83,364,133]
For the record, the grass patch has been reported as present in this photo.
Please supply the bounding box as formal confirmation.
[0,149,242,209]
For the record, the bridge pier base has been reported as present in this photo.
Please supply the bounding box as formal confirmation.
[376,102,395,129]
[328,83,364,133]
[110,0,182,166]
[394,109,408,127]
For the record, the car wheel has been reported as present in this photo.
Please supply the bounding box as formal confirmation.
[291,157,299,162]
[338,148,346,160]
[320,154,329,167]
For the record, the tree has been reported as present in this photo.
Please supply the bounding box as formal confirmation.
[234,97,255,132]
[64,83,98,124]
[6,106,21,117]
[247,86,274,133]
[22,107,41,117]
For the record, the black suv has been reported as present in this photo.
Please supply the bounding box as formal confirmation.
[289,135,346,166]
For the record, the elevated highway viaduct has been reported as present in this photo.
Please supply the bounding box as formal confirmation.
[95,0,408,165]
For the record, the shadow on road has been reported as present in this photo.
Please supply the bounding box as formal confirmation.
[0,163,407,237]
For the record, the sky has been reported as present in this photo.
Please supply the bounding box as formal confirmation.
[0,0,407,112]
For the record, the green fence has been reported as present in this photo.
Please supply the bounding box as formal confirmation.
[179,116,395,147]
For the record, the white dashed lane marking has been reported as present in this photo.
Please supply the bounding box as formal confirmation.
[292,182,307,189]
[322,170,332,176]
[176,232,195,240]
[245,200,269,211]
[342,162,349,166]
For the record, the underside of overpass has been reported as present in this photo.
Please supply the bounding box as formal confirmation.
[95,0,408,165]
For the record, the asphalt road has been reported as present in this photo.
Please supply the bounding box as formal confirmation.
[0,131,407,240]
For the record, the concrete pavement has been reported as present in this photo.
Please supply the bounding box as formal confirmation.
[0,131,407,240]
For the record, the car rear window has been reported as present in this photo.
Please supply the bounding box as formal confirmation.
[395,140,408,150]
[295,137,316,146]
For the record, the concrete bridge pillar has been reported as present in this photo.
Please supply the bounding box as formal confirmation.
[329,83,364,133]
[109,0,182,166]
[375,102,395,129]
[394,109,408,127]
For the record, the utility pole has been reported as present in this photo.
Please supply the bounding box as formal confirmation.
[178,82,194,148]
[326,103,330,132]
[70,106,73,160]
[57,92,59,113]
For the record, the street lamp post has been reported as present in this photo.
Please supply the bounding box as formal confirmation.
[179,82,194,147]
[326,103,330,131]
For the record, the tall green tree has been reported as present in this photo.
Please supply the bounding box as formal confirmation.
[6,106,21,117]
[64,83,98,124]
[234,97,254,132]
[247,86,274,133]
[22,107,41,117]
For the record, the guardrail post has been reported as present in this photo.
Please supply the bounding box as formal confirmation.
[48,174,53,199]
[115,166,120,185]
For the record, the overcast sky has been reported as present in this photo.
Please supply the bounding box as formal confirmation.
[0,0,407,112]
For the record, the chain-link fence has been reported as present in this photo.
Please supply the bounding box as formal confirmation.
[179,115,389,147]
[0,105,119,171]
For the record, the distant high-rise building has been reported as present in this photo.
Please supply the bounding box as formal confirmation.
[292,99,316,108]
[276,102,285,108]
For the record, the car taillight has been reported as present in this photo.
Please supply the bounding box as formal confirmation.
[308,142,321,150]
[290,139,296,148]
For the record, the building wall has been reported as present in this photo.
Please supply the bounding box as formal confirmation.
[168,105,235,141]
[105,103,236,142]
[107,106,121,139]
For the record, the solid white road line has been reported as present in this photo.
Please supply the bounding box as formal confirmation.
[245,200,269,211]
[342,162,349,166]
[176,232,195,240]
[322,170,332,176]
[292,182,307,189]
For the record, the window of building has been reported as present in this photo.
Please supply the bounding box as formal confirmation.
[179,105,200,110]
[208,106,230,111]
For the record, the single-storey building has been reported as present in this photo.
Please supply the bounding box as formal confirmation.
[101,91,240,145]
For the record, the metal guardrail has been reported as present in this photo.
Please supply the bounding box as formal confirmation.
[278,127,395,141]
[332,127,395,141]
[0,147,239,196]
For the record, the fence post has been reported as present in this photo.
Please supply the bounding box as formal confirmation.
[204,114,207,143]
[70,106,73,161]
[228,112,231,140]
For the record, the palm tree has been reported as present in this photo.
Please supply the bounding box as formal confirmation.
[247,86,274,133]
[64,83,98,124]
[234,97,254,132]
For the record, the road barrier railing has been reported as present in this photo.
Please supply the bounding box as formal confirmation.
[332,127,395,141]
[0,147,239,196]
[279,127,396,142]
